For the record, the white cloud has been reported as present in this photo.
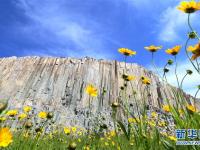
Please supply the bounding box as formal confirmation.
[147,60,200,97]
[120,0,179,9]
[165,60,200,97]
[112,0,191,43]
[158,7,187,42]
[158,6,198,42]
[14,0,112,59]
[122,0,150,7]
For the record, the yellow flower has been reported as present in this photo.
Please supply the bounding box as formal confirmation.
[165,45,181,55]
[127,75,135,81]
[177,0,200,13]
[117,146,121,150]
[144,45,162,52]
[23,106,32,113]
[85,84,98,97]
[78,131,82,136]
[38,111,47,119]
[148,120,156,127]
[187,42,200,60]
[109,130,116,137]
[158,121,166,127]
[151,112,158,118]
[179,109,184,116]
[186,104,196,113]
[136,118,140,123]
[78,138,81,142]
[23,132,30,138]
[112,141,115,146]
[0,117,6,122]
[18,113,27,120]
[122,74,135,81]
[105,142,109,146]
[168,136,177,142]
[64,127,71,135]
[6,109,18,117]
[83,145,90,150]
[162,105,170,113]
[0,128,13,147]
[128,118,136,123]
[118,48,136,56]
[107,137,111,140]
[71,127,77,133]
[49,133,53,139]
[141,76,151,85]
[160,132,168,137]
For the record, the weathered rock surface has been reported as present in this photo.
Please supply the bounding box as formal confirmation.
[0,56,194,127]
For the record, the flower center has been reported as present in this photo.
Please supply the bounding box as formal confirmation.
[186,7,196,13]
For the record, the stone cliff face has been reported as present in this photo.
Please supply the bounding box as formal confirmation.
[0,56,192,127]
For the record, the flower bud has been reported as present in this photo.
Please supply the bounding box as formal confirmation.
[141,76,145,80]
[68,142,77,150]
[47,112,54,119]
[132,90,137,95]
[103,88,107,93]
[25,122,33,129]
[100,124,108,129]
[188,31,197,39]
[122,74,128,80]
[167,59,173,65]
[111,102,119,108]
[186,70,193,75]
[35,127,42,133]
[163,68,169,73]
[0,99,8,113]
[120,86,124,90]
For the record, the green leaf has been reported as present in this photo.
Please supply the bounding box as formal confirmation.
[117,120,130,140]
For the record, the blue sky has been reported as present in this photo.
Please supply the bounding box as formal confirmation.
[0,0,200,96]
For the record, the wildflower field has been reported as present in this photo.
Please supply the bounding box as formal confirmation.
[1,1,200,150]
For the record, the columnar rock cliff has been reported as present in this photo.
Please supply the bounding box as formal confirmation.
[0,56,193,127]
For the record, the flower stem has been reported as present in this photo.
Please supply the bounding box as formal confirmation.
[195,88,200,99]
[188,13,200,41]
[162,63,168,83]
[164,73,168,83]
[174,56,180,88]
[195,59,200,71]
[194,88,200,106]
[112,108,122,150]
[180,73,188,89]
[124,55,127,74]
[151,52,162,79]
[185,38,200,74]
[130,82,140,116]
[87,97,91,134]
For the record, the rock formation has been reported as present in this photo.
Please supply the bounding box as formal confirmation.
[0,56,194,127]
